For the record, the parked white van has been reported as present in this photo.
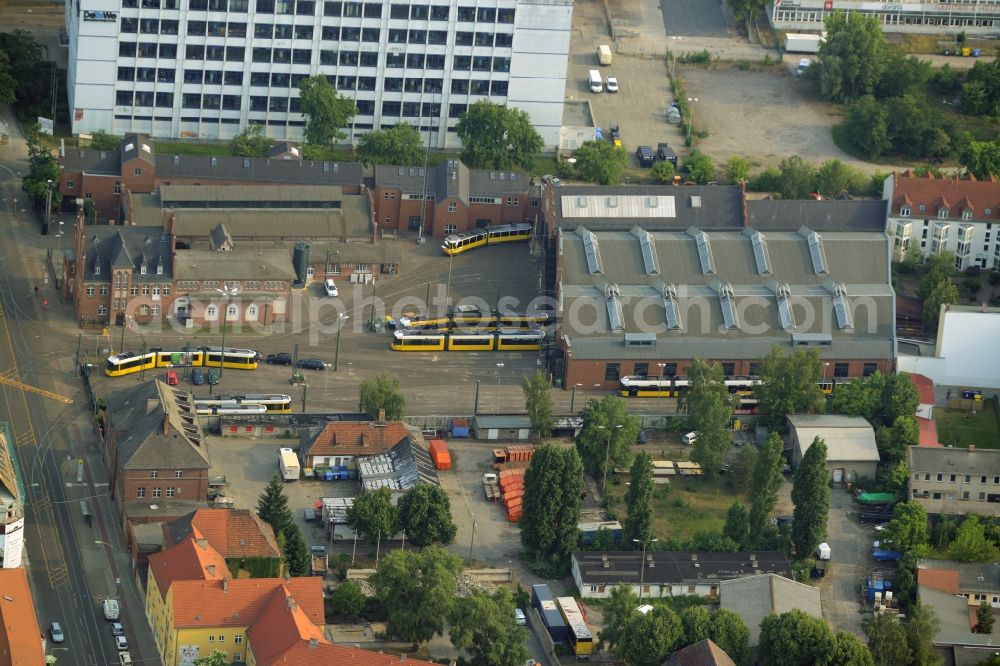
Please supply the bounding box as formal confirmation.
[324,279,338,297]
[682,431,698,445]
[588,70,603,93]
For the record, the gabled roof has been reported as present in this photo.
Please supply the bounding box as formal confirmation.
[148,535,230,597]
[787,414,880,463]
[665,639,737,666]
[720,574,822,646]
[79,225,173,282]
[919,558,1000,594]
[156,153,363,187]
[60,146,122,175]
[104,380,209,471]
[0,568,46,665]
[747,199,887,231]
[374,161,531,201]
[553,184,743,232]
[300,421,411,459]
[573,550,791,586]
[164,509,281,560]
[890,172,1000,220]
[910,373,935,405]
[916,417,941,447]
[357,437,441,492]
[918,567,960,595]
[169,577,323,629]
[246,584,328,664]
[121,133,155,166]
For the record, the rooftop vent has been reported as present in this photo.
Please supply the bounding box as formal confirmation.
[777,284,795,331]
[751,231,771,275]
[581,228,603,275]
[606,285,624,332]
[695,231,715,275]
[720,284,739,330]
[690,195,702,208]
[833,284,853,329]
[634,227,660,274]
[808,231,828,275]
[663,284,682,330]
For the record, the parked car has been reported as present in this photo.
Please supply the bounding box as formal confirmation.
[515,608,527,626]
[110,622,125,636]
[296,358,326,370]
[816,542,831,560]
[873,539,894,549]
[119,653,133,666]
[811,561,827,579]
[165,370,178,386]
[115,635,128,651]
[324,279,339,297]
[266,352,293,365]
[207,369,219,385]
[872,549,903,562]
[636,429,647,444]
[606,76,619,93]
[50,622,64,643]
[191,368,205,385]
[795,58,812,77]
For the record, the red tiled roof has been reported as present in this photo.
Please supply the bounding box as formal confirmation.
[247,584,327,664]
[667,639,737,666]
[149,534,229,597]
[303,421,411,458]
[910,374,935,406]
[891,172,1000,219]
[0,568,46,665]
[164,508,281,559]
[917,417,941,447]
[258,642,439,665]
[919,568,960,595]
[170,577,323,629]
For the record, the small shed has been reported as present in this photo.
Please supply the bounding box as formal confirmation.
[788,414,880,484]
[472,415,532,441]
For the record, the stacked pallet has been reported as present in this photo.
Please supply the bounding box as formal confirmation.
[499,469,525,522]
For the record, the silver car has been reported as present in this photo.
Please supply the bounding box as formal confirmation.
[49,622,64,643]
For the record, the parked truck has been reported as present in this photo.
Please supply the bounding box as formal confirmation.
[278,447,300,481]
[784,33,823,53]
[597,44,613,65]
[310,545,327,576]
[483,473,500,501]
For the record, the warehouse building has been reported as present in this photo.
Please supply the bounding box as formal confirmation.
[768,1,1000,36]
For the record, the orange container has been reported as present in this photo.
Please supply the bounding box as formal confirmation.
[507,510,522,522]
[505,497,523,510]
[428,440,452,470]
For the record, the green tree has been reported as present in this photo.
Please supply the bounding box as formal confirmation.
[880,415,919,462]
[949,515,1000,562]
[755,347,825,429]
[230,124,272,157]
[652,159,676,184]
[758,609,833,666]
[576,396,640,479]
[865,613,911,666]
[358,373,406,420]
[328,580,366,618]
[904,603,942,665]
[0,51,16,105]
[894,552,919,609]
[726,156,751,183]
[283,523,311,576]
[777,155,817,200]
[728,446,757,492]
[679,605,711,645]
[519,445,584,574]
[843,95,892,160]
[397,484,457,547]
[256,474,294,534]
[960,139,1000,180]
[875,52,931,99]
[623,453,655,547]
[572,141,629,185]
[522,369,555,438]
[298,75,357,146]
[194,650,230,666]
[684,151,716,184]
[617,606,683,666]
[725,0,768,37]
[88,130,122,151]
[370,546,463,644]
[450,589,530,666]
[0,30,47,114]
[883,501,928,552]
[709,608,751,666]
[961,79,991,115]
[791,437,830,558]
[827,371,885,422]
[878,459,910,498]
[356,123,425,167]
[918,251,956,300]
[924,279,960,330]
[817,11,889,102]
[346,486,398,546]
[455,100,544,170]
[830,631,875,666]
[599,585,639,651]
[976,600,995,634]
[22,125,62,212]
[816,159,861,197]
[723,501,750,550]
[682,359,734,474]
[748,432,785,548]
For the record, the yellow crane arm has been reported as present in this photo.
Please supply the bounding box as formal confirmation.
[0,372,73,404]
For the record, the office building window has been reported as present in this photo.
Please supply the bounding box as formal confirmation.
[833,362,849,378]
[604,363,620,381]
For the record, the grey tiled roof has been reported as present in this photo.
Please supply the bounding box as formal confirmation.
[747,199,887,231]
[105,380,209,471]
[908,445,1000,477]
[80,226,173,282]
[553,184,744,231]
[156,153,362,187]
[160,184,346,204]
[720,574,822,646]
[375,161,530,201]
[61,148,122,175]
[121,133,156,166]
[173,249,296,281]
[573,550,792,586]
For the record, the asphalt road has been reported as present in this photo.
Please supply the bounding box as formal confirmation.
[660,0,729,37]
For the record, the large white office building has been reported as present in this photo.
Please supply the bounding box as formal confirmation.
[769,0,1000,35]
[65,0,572,148]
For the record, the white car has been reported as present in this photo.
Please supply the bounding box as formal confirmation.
[119,652,133,666]
[873,539,894,549]
[606,76,619,93]
[110,622,125,636]
[324,279,338,297]
[49,622,64,643]
[115,635,128,651]
[795,58,812,77]
[514,608,527,626]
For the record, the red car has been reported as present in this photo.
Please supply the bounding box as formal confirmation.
[166,370,178,386]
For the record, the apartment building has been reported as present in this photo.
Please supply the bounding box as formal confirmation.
[769,0,1000,35]
[884,171,1000,272]
[64,0,572,148]
[908,445,1000,517]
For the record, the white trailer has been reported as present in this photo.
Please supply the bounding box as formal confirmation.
[784,33,823,53]
[278,447,300,481]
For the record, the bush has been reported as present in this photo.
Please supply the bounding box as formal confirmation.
[990,272,1000,286]
[748,167,782,193]
[681,50,712,64]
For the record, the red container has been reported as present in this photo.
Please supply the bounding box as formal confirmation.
[428,439,451,470]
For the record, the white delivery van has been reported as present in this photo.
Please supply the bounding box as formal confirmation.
[597,44,613,65]
[588,70,603,93]
[682,431,698,445]
[103,598,120,621]
[816,542,831,560]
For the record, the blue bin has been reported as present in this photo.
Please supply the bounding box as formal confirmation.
[324,470,334,481]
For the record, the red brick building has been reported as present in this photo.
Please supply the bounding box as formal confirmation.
[373,160,539,237]
[298,420,412,471]
[58,134,364,223]
[102,380,210,523]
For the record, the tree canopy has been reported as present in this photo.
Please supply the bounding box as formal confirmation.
[948,515,1000,562]
[758,609,835,666]
[230,124,273,157]
[723,501,750,550]
[576,396,640,479]
[817,11,889,102]
[356,123,425,167]
[572,141,629,185]
[865,613,911,666]
[455,101,543,171]
[522,369,554,438]
[346,486,398,546]
[370,546,463,644]
[358,373,405,420]
[194,651,230,666]
[256,473,294,534]
[599,585,640,651]
[22,126,62,214]
[327,580,366,619]
[623,452,655,548]
[684,151,716,184]
[298,75,357,145]
[519,444,584,574]
[755,347,825,428]
[883,501,929,553]
[680,605,711,646]
[708,608,751,666]
[89,130,123,151]
[449,589,530,666]
[397,483,457,547]
[617,606,684,666]
[960,138,1000,180]
[791,437,830,558]
[749,432,785,549]
[683,359,734,474]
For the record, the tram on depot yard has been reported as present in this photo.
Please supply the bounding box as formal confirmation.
[390,328,545,352]
[105,346,261,377]
[440,223,533,256]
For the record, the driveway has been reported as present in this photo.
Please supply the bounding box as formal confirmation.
[659,0,729,36]
[817,486,869,637]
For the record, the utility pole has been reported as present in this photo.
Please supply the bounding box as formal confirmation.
[301,384,307,412]
[467,516,476,564]
[44,180,53,235]
[473,379,480,415]
[74,334,82,377]
[334,313,348,371]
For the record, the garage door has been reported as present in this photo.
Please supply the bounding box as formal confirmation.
[487,428,499,440]
[832,468,844,484]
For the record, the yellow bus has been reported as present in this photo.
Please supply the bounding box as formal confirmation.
[556,597,593,659]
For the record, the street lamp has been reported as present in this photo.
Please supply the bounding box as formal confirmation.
[658,363,668,428]
[633,537,658,601]
[216,285,240,383]
[570,383,583,413]
[468,515,477,564]
[597,424,623,496]
[45,179,53,234]
[334,313,349,371]
[495,362,505,414]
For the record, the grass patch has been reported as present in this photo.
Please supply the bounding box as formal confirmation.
[606,474,747,541]
[936,402,1000,449]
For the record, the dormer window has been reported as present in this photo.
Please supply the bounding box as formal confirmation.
[899,206,910,217]
[938,209,949,219]
[919,204,926,213]
[94,264,101,276]
[962,209,972,220]
[156,265,163,275]
[140,265,147,275]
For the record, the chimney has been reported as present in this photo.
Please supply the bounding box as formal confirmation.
[970,444,976,452]
[378,409,386,423]
[223,578,229,592]
[400,655,406,662]
[207,564,216,576]
[309,638,319,649]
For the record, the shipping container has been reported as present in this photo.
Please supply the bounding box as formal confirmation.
[784,32,823,53]
[857,492,896,505]
[451,418,470,438]
[428,439,452,470]
[531,584,568,644]
[577,521,623,546]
